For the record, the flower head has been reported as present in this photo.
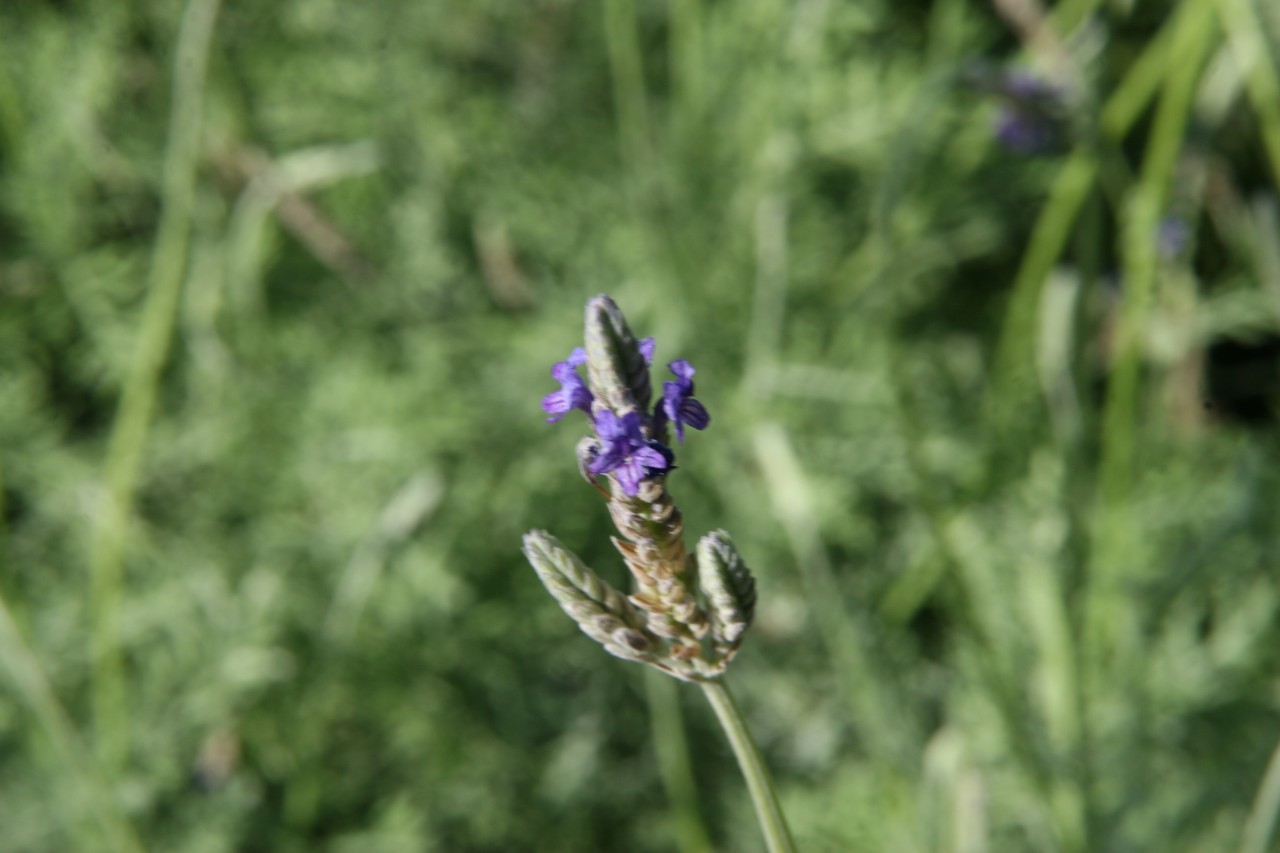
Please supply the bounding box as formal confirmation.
[527,295,756,684]
[541,347,593,423]
[541,297,707,488]
[587,410,672,496]
[655,360,710,443]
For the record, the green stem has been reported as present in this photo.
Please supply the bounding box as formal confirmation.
[1242,732,1280,853]
[699,679,797,853]
[0,593,142,852]
[647,670,714,853]
[88,0,221,771]
[1214,0,1280,187]
[603,0,651,174]
[1091,0,1216,657]
[984,3,1185,442]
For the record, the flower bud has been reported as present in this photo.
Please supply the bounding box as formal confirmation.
[696,530,757,659]
[523,530,657,663]
[584,294,652,419]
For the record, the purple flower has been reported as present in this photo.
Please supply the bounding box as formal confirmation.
[655,360,710,443]
[987,71,1067,155]
[588,410,671,496]
[639,337,656,364]
[541,347,593,423]
[993,109,1059,153]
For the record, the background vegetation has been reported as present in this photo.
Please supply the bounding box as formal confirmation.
[3,0,1280,850]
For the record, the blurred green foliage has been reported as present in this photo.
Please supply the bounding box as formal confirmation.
[3,0,1280,850]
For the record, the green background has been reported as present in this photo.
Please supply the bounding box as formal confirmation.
[3,0,1280,850]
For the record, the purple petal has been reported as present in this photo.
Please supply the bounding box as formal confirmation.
[615,460,643,495]
[551,361,578,383]
[542,391,569,422]
[639,338,656,364]
[662,383,685,422]
[570,389,593,414]
[588,435,628,473]
[588,449,623,475]
[668,360,695,381]
[678,398,709,430]
[619,411,645,436]
[632,445,669,470]
[567,347,587,367]
[594,410,624,439]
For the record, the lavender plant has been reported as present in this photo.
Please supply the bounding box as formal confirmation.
[524,295,794,852]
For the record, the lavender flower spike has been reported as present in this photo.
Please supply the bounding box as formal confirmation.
[656,360,710,443]
[588,410,671,496]
[527,294,749,680]
[541,347,593,423]
[524,295,791,853]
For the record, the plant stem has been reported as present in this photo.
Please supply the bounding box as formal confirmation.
[699,679,797,853]
[0,593,142,852]
[88,0,221,772]
[1242,732,1280,853]
[648,670,714,853]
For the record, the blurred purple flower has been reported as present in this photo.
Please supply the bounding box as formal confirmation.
[541,347,593,423]
[993,109,1059,153]
[654,360,710,443]
[1158,215,1190,259]
[588,410,671,495]
[640,337,656,364]
[987,70,1067,155]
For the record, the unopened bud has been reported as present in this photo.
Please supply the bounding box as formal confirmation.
[696,530,757,659]
[584,294,652,418]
